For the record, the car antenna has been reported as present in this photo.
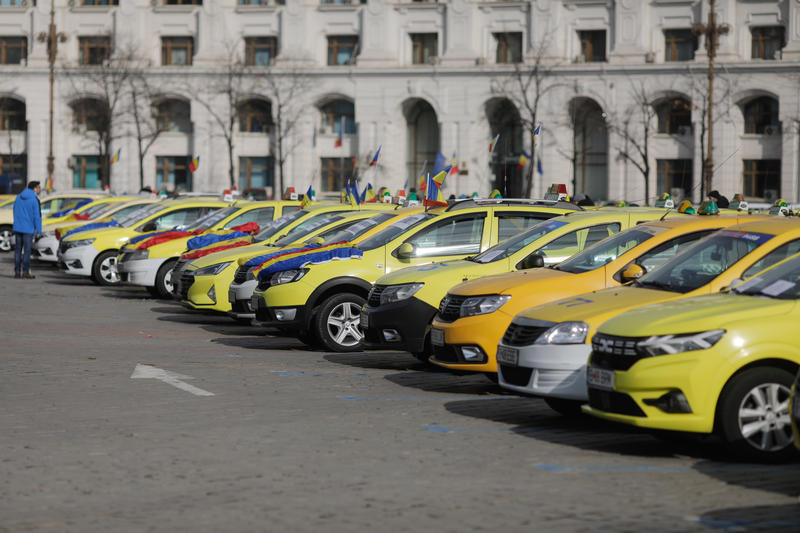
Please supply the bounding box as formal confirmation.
[660,208,672,221]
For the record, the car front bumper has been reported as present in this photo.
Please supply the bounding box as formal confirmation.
[117,257,164,287]
[428,310,515,373]
[227,279,258,319]
[361,297,437,353]
[497,343,591,401]
[59,245,98,277]
[33,235,59,262]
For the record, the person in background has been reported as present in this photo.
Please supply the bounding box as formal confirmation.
[574,192,594,207]
[12,181,42,279]
[708,190,730,208]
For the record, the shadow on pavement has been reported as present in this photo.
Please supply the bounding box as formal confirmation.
[324,352,428,372]
[691,459,800,496]
[442,397,725,459]
[43,276,95,286]
[210,335,309,351]
[693,504,800,532]
[383,369,506,395]
[157,314,233,326]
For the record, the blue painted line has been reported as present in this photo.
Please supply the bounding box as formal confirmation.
[692,518,800,530]
[424,425,511,433]
[534,464,800,473]
[220,353,241,358]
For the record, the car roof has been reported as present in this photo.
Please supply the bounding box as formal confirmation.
[724,217,800,234]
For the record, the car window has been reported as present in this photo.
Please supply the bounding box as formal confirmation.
[403,215,485,257]
[109,203,149,220]
[148,207,208,231]
[253,209,308,242]
[558,227,659,274]
[608,229,715,281]
[273,214,347,246]
[320,213,395,244]
[534,223,620,266]
[358,213,434,251]
[224,207,276,229]
[496,213,554,242]
[742,238,800,278]
[282,205,301,215]
[120,203,167,227]
[187,207,239,230]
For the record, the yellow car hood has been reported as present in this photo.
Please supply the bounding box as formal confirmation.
[378,258,508,285]
[518,285,669,324]
[187,242,264,268]
[599,293,797,337]
[450,268,574,296]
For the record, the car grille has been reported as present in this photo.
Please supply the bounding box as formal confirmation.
[437,294,466,322]
[177,271,194,301]
[58,241,67,254]
[431,344,460,363]
[590,333,648,371]
[230,299,253,314]
[502,323,551,347]
[498,364,533,387]
[587,388,646,417]
[367,285,386,307]
[233,265,249,285]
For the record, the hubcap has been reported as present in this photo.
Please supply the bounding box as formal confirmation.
[163,268,174,293]
[100,256,119,284]
[737,382,792,452]
[326,301,363,347]
[0,230,11,252]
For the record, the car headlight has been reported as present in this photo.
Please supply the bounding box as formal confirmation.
[130,248,149,260]
[460,295,510,317]
[270,268,309,286]
[63,238,95,249]
[636,330,725,356]
[380,283,423,305]
[535,321,590,345]
[193,261,232,276]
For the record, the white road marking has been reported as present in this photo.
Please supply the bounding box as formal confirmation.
[130,364,215,397]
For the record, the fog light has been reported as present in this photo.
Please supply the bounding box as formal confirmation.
[644,390,693,413]
[461,346,486,362]
[207,286,216,303]
[382,329,401,342]
[274,308,297,321]
[69,260,82,269]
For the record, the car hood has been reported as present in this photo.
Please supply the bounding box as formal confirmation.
[376,258,497,286]
[187,242,263,268]
[449,268,574,296]
[599,293,797,337]
[516,286,670,324]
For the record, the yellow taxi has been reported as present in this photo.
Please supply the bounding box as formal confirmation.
[584,251,800,461]
[58,198,229,285]
[430,214,763,382]
[116,200,299,298]
[34,197,153,263]
[500,218,800,418]
[362,209,676,359]
[252,198,579,352]
[174,203,397,313]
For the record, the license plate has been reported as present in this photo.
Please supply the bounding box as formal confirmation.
[430,328,444,346]
[497,345,518,366]
[360,311,369,328]
[587,366,614,391]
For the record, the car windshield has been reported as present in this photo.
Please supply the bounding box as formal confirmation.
[470,219,569,264]
[85,202,124,219]
[732,254,800,299]
[318,213,395,244]
[76,202,111,218]
[636,230,774,294]
[356,213,434,251]
[119,203,168,227]
[186,206,238,230]
[556,227,661,274]
[272,214,348,246]
[253,209,309,242]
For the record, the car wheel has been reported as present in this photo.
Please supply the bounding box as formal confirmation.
[716,367,796,461]
[544,397,584,417]
[0,225,12,252]
[92,250,120,286]
[153,259,178,299]
[314,292,366,352]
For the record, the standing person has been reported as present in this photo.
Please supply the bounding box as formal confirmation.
[12,181,42,279]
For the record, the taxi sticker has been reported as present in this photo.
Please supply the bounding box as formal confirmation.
[476,248,505,262]
[761,279,796,296]
[538,220,569,232]
[715,231,774,245]
[733,276,762,292]
[415,262,448,272]
[391,214,428,230]
[634,225,668,235]
[343,218,379,235]
[264,215,293,230]
[301,217,340,232]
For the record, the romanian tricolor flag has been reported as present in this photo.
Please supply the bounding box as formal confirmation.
[345,181,358,206]
[424,174,448,207]
[449,152,459,175]
[110,148,121,165]
[517,150,530,169]
[301,184,315,208]
[489,134,500,153]
[363,183,376,203]
[431,165,452,188]
[369,145,382,166]
[334,128,343,148]
[189,155,199,173]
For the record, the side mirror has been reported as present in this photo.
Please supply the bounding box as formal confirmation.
[308,236,325,245]
[621,263,645,282]
[396,242,414,259]
[141,221,157,232]
[518,253,545,270]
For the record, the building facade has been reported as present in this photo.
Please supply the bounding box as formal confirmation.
[0,0,799,204]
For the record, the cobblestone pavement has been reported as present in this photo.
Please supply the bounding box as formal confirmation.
[1,257,799,532]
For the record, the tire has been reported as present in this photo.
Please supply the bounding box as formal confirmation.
[0,225,12,253]
[92,250,120,286]
[152,259,178,299]
[544,397,585,417]
[313,292,366,352]
[715,366,796,462]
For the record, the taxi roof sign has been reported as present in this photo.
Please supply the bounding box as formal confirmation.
[654,193,674,209]
[544,183,569,202]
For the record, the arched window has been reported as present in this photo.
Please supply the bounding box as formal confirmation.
[569,98,608,202]
[0,97,25,131]
[743,96,779,134]
[655,97,691,134]
[487,98,523,197]
[71,98,108,132]
[238,99,272,133]
[320,99,355,135]
[403,99,439,184]
[155,99,192,133]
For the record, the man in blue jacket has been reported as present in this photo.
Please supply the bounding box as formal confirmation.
[13,181,42,279]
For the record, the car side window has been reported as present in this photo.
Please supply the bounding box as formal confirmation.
[585,223,620,248]
[496,213,554,242]
[533,223,619,266]
[404,215,485,257]
[282,205,301,215]
[224,207,275,229]
[151,207,205,230]
[614,230,716,282]
[742,238,800,278]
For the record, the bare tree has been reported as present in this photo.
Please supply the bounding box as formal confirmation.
[126,71,167,191]
[612,80,656,205]
[65,39,137,189]
[497,30,560,198]
[260,63,312,200]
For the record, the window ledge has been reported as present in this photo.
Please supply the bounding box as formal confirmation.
[68,3,118,12]
[234,5,279,13]
[151,5,201,13]
[317,4,361,12]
